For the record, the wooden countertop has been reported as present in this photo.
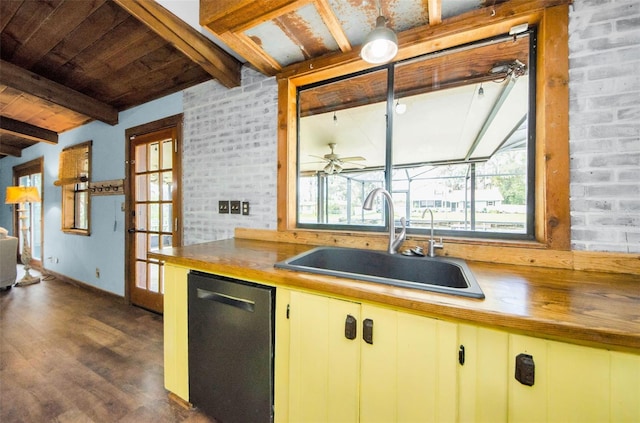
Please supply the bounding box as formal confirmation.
[149,238,640,351]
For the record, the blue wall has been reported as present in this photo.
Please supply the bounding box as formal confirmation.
[0,92,183,296]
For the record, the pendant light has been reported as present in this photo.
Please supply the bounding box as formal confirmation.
[361,1,398,64]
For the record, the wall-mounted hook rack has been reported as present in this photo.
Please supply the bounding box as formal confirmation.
[89,179,124,196]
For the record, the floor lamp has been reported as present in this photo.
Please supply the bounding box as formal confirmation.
[5,186,41,286]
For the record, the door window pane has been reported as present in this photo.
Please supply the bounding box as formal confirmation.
[162,204,173,232]
[162,139,173,170]
[149,142,160,171]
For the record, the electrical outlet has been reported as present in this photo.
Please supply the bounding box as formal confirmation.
[242,202,250,215]
[230,201,241,214]
[96,268,100,278]
[219,201,229,214]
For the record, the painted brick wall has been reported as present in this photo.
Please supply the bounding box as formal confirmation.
[182,67,278,245]
[569,0,640,252]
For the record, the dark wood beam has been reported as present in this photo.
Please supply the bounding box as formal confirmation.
[0,116,58,144]
[113,0,241,88]
[0,60,119,125]
[0,141,22,157]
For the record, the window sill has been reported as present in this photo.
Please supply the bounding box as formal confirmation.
[62,229,90,236]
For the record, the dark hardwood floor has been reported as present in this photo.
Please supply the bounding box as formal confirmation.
[0,271,215,422]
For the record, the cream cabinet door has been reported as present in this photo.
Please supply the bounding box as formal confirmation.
[360,305,458,423]
[457,324,509,423]
[163,264,190,402]
[287,291,361,423]
[508,334,640,423]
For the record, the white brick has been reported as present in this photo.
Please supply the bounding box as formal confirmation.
[181,67,278,245]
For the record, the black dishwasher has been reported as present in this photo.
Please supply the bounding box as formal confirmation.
[188,271,275,423]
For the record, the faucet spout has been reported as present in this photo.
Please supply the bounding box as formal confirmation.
[421,208,444,257]
[363,188,406,254]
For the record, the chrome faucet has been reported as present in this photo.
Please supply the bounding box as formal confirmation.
[421,208,444,257]
[363,188,406,254]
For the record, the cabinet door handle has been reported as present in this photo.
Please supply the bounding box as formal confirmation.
[363,318,374,344]
[345,315,357,340]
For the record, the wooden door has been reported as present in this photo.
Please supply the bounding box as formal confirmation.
[126,117,182,313]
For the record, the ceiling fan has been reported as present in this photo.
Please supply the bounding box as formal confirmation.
[311,143,366,174]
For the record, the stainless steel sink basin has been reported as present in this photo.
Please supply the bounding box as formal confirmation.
[275,247,484,299]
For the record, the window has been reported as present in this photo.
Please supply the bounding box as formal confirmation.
[297,32,535,240]
[56,141,91,235]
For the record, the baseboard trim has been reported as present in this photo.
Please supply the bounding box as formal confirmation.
[167,392,193,410]
[42,268,125,303]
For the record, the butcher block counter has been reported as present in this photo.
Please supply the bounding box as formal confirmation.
[149,237,640,351]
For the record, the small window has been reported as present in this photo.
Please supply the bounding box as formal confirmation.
[55,141,91,235]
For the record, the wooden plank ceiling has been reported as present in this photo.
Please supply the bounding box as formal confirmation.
[0,0,241,159]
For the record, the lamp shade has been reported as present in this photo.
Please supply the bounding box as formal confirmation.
[5,186,41,204]
[360,15,398,64]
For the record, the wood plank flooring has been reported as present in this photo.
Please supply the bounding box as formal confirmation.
[0,273,215,422]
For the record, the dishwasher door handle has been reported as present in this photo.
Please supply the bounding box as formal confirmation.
[196,288,256,313]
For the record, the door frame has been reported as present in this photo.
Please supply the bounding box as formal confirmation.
[124,114,183,305]
[12,157,44,270]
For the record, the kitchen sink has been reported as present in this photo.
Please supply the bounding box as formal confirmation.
[275,247,484,299]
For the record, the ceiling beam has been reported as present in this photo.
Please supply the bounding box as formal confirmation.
[113,0,242,88]
[0,60,119,125]
[0,116,59,145]
[0,141,23,157]
[316,0,351,52]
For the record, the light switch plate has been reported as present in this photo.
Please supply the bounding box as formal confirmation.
[230,201,241,214]
[219,201,229,214]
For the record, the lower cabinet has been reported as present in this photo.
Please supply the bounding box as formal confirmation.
[281,289,458,423]
[457,324,640,423]
[277,289,640,423]
[508,334,640,423]
[163,269,639,423]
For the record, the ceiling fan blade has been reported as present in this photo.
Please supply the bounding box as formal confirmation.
[309,154,330,162]
[338,156,366,162]
[342,161,366,168]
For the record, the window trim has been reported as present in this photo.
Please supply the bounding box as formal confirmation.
[277,2,570,252]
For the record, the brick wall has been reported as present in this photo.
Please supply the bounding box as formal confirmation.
[182,67,278,245]
[569,0,640,252]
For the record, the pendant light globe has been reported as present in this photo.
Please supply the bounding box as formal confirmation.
[361,15,398,64]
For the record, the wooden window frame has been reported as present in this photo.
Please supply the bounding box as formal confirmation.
[276,1,570,256]
[59,141,92,235]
